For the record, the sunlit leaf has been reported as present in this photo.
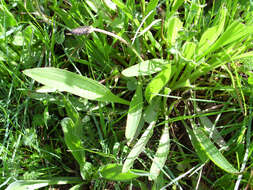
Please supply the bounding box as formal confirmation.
[197,7,226,56]
[193,127,239,174]
[122,59,168,77]
[100,163,146,181]
[149,125,170,180]
[143,96,161,123]
[165,17,183,46]
[6,178,82,190]
[182,42,197,59]
[23,68,129,105]
[196,105,228,150]
[125,83,143,144]
[122,121,156,173]
[144,0,159,26]
[145,64,171,103]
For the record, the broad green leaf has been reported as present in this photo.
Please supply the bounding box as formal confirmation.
[125,83,143,144]
[196,105,228,150]
[197,7,226,56]
[122,59,168,77]
[0,4,17,27]
[165,17,183,46]
[61,117,93,180]
[80,162,94,180]
[144,0,159,26]
[23,68,129,105]
[149,125,170,180]
[61,118,85,165]
[193,127,239,174]
[6,178,82,190]
[143,96,161,123]
[100,163,146,181]
[185,124,209,163]
[248,73,253,86]
[122,121,156,173]
[182,42,197,59]
[145,64,171,103]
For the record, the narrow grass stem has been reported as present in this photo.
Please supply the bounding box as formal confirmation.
[71,26,143,62]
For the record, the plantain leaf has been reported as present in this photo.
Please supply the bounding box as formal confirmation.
[23,68,129,105]
[61,117,93,180]
[145,64,171,103]
[182,42,197,59]
[143,96,161,123]
[99,163,146,182]
[165,17,183,46]
[125,83,143,144]
[185,125,209,163]
[122,121,156,173]
[193,127,239,174]
[149,125,170,180]
[197,7,226,57]
[195,105,228,150]
[122,59,168,77]
[6,178,82,190]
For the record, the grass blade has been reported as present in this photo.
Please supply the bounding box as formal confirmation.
[23,67,129,105]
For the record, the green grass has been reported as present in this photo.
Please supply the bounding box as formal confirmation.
[1,0,253,189]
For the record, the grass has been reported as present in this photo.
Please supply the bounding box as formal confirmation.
[1,0,253,189]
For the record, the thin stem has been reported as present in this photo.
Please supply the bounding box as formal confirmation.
[71,26,143,61]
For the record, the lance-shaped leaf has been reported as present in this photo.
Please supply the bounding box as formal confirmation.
[122,121,156,173]
[149,125,170,180]
[195,105,228,150]
[122,59,168,77]
[145,64,171,103]
[125,83,143,144]
[193,127,239,174]
[23,68,129,105]
[165,17,183,46]
[61,117,93,180]
[197,7,226,57]
[99,163,147,181]
[6,178,82,190]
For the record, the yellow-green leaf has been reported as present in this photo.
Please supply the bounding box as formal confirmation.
[145,64,171,103]
[23,68,129,105]
[122,59,168,77]
[193,127,239,174]
[125,83,143,144]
